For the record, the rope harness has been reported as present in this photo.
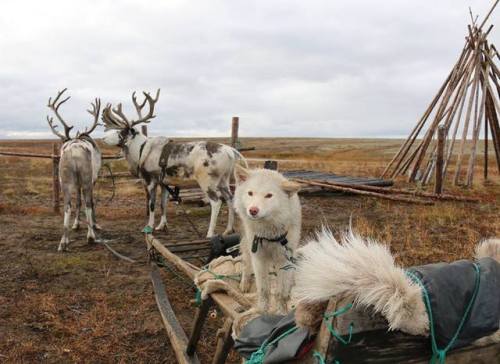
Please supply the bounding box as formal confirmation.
[405,263,481,364]
[252,232,288,253]
[244,303,353,364]
[246,325,299,364]
[200,268,241,282]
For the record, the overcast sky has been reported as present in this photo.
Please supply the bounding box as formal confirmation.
[0,0,498,139]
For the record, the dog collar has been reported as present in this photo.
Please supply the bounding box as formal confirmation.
[252,232,288,253]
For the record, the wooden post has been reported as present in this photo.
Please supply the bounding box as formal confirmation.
[231,117,239,148]
[434,126,446,195]
[52,143,60,214]
[263,160,278,170]
[212,318,234,364]
[186,297,214,356]
[141,125,148,136]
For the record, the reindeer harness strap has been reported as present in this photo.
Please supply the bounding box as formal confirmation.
[157,141,181,202]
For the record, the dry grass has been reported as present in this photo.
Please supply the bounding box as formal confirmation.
[0,138,498,363]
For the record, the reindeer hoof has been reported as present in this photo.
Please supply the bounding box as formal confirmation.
[94,224,103,231]
[155,223,168,232]
[58,239,69,252]
[87,236,96,244]
[71,224,80,231]
[222,229,235,236]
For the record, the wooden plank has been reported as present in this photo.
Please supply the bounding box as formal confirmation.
[150,263,201,364]
[148,234,199,280]
[0,150,53,159]
[212,318,235,364]
[330,329,500,364]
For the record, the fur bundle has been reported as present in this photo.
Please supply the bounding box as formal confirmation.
[295,231,500,339]
[475,238,500,262]
[294,228,429,335]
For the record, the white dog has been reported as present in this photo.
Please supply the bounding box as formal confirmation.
[234,165,301,314]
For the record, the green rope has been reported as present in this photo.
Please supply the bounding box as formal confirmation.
[405,263,481,364]
[142,225,153,234]
[247,325,298,364]
[313,351,329,364]
[194,288,202,307]
[324,303,354,345]
[201,268,241,282]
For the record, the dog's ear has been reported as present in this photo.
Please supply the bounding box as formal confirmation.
[281,180,301,196]
[234,165,250,185]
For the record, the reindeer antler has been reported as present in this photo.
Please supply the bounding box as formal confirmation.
[102,89,160,130]
[47,88,74,140]
[77,98,101,138]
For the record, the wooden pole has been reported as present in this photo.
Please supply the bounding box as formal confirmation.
[141,125,148,136]
[231,116,239,148]
[485,108,489,180]
[409,46,474,182]
[292,178,434,205]
[454,47,482,185]
[300,178,479,202]
[52,143,60,214]
[466,54,490,187]
[434,126,446,194]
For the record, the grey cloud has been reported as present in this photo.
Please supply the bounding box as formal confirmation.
[0,0,498,139]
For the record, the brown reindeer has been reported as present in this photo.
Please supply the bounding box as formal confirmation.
[46,89,102,251]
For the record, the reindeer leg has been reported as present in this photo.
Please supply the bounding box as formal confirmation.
[83,187,96,244]
[219,182,235,235]
[72,188,81,230]
[146,182,157,229]
[92,205,102,230]
[59,189,72,252]
[155,185,169,231]
[207,197,222,238]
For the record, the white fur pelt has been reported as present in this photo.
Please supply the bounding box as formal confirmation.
[295,231,500,341]
[294,229,429,336]
[475,238,500,262]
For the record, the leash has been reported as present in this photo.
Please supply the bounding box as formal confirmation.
[405,263,481,364]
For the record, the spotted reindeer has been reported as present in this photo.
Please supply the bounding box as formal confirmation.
[101,90,246,237]
[46,89,102,251]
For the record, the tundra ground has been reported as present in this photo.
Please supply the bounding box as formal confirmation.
[0,138,498,363]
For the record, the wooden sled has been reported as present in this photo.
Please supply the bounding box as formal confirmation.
[146,233,500,364]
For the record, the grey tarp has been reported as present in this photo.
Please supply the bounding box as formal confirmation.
[234,311,310,363]
[409,257,500,349]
